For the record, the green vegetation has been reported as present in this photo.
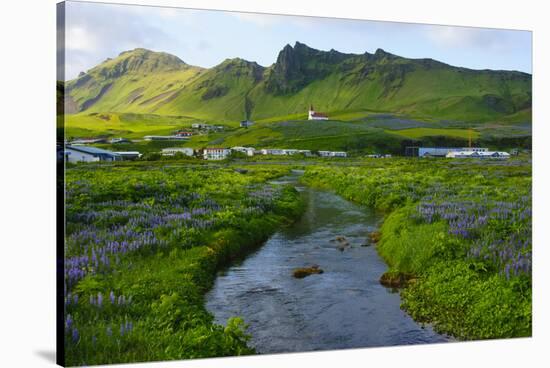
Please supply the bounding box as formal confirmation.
[386,127,480,139]
[64,163,303,365]
[64,43,531,127]
[301,157,531,339]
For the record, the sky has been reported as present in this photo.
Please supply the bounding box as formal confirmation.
[58,1,532,80]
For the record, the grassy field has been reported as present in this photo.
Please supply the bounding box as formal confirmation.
[64,113,204,139]
[386,127,481,139]
[301,157,531,339]
[64,163,303,366]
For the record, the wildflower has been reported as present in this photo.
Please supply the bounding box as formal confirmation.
[65,314,73,330]
[71,327,79,343]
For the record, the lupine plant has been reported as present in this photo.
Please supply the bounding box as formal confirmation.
[301,156,532,339]
[64,164,303,366]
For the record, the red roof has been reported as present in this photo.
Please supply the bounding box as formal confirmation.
[311,112,328,117]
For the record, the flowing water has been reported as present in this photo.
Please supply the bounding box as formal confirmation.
[205,173,447,353]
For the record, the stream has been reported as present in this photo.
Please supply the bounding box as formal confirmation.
[205,172,447,353]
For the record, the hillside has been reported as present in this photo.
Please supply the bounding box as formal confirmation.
[64,43,532,124]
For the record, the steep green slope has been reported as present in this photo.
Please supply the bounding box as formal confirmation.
[65,43,531,124]
[155,58,265,120]
[66,48,204,113]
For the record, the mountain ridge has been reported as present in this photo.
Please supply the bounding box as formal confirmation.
[64,43,532,123]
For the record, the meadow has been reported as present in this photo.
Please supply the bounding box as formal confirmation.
[63,154,532,366]
[301,157,532,339]
[63,163,303,366]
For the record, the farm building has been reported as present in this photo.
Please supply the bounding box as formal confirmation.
[143,135,189,141]
[260,149,286,156]
[174,131,193,137]
[240,120,254,128]
[367,154,392,158]
[161,147,195,157]
[203,148,231,160]
[110,137,131,144]
[192,123,224,131]
[417,147,489,158]
[115,151,141,160]
[231,146,255,156]
[65,145,122,163]
[446,151,510,159]
[308,105,328,120]
[319,151,348,158]
[70,138,109,144]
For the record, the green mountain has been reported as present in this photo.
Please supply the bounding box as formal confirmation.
[65,42,531,124]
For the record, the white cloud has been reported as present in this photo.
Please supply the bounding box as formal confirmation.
[426,25,507,50]
[66,26,99,52]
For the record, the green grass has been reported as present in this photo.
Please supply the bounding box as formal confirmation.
[300,158,532,339]
[386,127,480,139]
[64,163,304,365]
[64,112,204,139]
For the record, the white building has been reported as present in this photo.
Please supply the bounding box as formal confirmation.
[116,151,141,160]
[161,147,195,157]
[260,149,286,156]
[203,148,231,160]
[308,104,329,120]
[231,146,255,156]
[446,151,510,159]
[419,147,488,157]
[319,151,348,158]
[65,145,122,163]
[143,135,189,141]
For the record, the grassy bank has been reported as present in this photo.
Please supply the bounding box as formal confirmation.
[64,163,303,366]
[301,157,531,339]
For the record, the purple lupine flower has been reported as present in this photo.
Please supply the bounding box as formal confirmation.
[71,327,79,343]
[97,292,103,306]
[65,314,73,330]
[120,324,125,336]
[110,291,115,305]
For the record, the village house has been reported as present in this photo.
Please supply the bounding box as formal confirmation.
[161,147,195,157]
[65,145,122,163]
[446,151,510,159]
[110,137,131,144]
[231,146,255,156]
[174,130,193,137]
[143,135,189,141]
[203,148,231,160]
[417,147,488,158]
[319,151,348,158]
[367,154,392,158]
[260,148,286,156]
[308,104,329,121]
[115,151,141,160]
[191,123,224,131]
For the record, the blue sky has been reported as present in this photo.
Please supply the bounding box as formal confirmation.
[60,1,532,80]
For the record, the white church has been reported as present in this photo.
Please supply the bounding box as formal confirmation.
[308,104,329,120]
